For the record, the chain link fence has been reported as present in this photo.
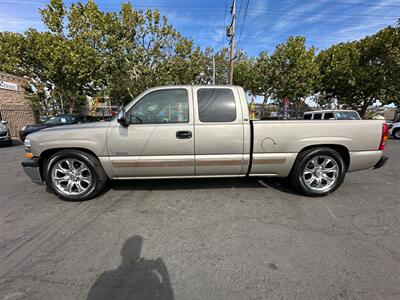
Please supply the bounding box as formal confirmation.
[0,105,36,138]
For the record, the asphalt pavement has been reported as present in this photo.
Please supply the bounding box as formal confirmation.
[0,140,399,299]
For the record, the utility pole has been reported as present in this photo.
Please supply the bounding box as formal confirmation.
[212,56,216,84]
[226,0,236,85]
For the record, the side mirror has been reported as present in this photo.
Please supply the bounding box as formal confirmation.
[1,120,7,125]
[117,109,129,127]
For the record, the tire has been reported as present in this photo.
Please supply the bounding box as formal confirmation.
[43,150,108,201]
[393,128,400,140]
[289,147,346,197]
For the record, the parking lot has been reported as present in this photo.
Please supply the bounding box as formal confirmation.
[0,140,399,299]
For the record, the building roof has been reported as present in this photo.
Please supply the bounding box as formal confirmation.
[0,71,28,84]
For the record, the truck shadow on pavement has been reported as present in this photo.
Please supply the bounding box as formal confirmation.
[110,177,299,195]
[86,235,175,300]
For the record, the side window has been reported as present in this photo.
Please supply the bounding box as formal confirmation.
[127,89,189,124]
[323,112,334,120]
[303,113,312,120]
[53,117,64,124]
[65,116,77,124]
[197,88,236,122]
[313,113,322,120]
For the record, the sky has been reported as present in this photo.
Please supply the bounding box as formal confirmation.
[0,0,399,57]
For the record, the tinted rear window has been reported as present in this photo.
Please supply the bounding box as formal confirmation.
[303,114,312,120]
[324,112,334,119]
[313,113,322,120]
[197,89,236,122]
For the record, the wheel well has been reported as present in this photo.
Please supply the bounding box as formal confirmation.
[38,147,99,177]
[297,144,350,169]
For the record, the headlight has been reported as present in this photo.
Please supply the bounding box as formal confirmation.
[24,139,31,151]
[21,126,27,131]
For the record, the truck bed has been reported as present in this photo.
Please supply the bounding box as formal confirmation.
[248,120,384,176]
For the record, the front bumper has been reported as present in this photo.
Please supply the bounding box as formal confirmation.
[373,156,388,169]
[0,130,11,143]
[21,158,44,184]
[19,132,27,142]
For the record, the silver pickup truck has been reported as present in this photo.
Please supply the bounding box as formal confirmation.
[22,85,389,201]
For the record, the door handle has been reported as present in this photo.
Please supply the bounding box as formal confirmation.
[176,130,192,139]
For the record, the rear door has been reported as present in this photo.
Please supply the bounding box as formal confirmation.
[193,86,246,176]
[107,87,195,177]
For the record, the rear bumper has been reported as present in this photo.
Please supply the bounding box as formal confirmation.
[21,158,43,184]
[348,151,383,172]
[373,156,388,169]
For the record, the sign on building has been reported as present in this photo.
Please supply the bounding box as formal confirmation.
[0,80,18,92]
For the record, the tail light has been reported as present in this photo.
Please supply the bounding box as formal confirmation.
[379,123,389,150]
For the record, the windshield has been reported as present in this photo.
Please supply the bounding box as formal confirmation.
[43,115,77,125]
[335,111,361,120]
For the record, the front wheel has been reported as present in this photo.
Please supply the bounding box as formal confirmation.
[290,147,346,197]
[43,150,108,201]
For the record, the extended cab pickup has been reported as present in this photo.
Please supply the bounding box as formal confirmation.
[22,85,389,201]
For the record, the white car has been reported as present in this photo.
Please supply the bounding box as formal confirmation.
[388,122,400,139]
[0,120,12,146]
[303,110,361,120]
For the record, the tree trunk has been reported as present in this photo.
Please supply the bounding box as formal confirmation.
[359,102,369,119]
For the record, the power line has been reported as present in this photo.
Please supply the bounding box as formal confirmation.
[2,0,400,9]
[236,0,250,53]
[2,0,400,8]
[236,0,244,20]
[220,0,228,51]
[0,1,398,19]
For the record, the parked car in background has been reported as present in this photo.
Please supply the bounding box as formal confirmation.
[21,85,388,201]
[388,122,400,139]
[303,110,361,120]
[384,108,400,124]
[0,120,12,146]
[19,114,109,141]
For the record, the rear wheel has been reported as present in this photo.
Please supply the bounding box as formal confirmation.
[43,150,108,201]
[290,147,346,196]
[393,128,400,140]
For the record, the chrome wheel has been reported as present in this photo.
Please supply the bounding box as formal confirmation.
[302,155,339,192]
[51,158,93,196]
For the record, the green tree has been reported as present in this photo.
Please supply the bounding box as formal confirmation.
[103,3,205,103]
[269,37,319,102]
[195,47,229,85]
[233,50,256,92]
[317,42,361,111]
[1,0,205,110]
[317,26,400,116]
[254,37,320,107]
[0,32,26,76]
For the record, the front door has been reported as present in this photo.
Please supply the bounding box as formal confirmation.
[107,87,195,177]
